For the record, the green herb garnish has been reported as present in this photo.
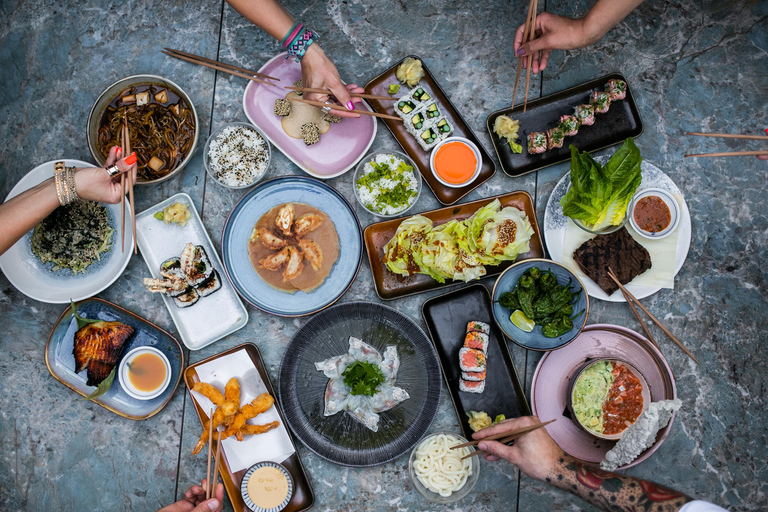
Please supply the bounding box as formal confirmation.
[79,367,116,401]
[388,84,401,94]
[342,361,386,396]
[71,299,100,330]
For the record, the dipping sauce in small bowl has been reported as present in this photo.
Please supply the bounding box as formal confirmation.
[118,346,171,400]
[241,462,293,512]
[629,188,680,240]
[430,137,481,188]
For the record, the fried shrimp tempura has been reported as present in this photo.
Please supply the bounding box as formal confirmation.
[240,421,280,436]
[224,377,240,404]
[192,382,224,406]
[241,393,275,420]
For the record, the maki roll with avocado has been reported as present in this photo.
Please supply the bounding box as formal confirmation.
[559,115,580,137]
[180,243,213,287]
[412,87,431,102]
[528,132,547,154]
[197,270,222,297]
[396,99,417,116]
[425,102,440,119]
[590,91,611,114]
[410,111,425,132]
[160,257,181,271]
[435,118,454,138]
[546,127,565,150]
[418,128,439,151]
[605,79,627,101]
[574,104,596,126]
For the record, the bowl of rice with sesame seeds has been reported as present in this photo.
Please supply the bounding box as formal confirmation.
[204,122,271,189]
[353,151,421,217]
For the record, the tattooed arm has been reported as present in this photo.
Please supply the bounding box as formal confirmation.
[473,416,693,512]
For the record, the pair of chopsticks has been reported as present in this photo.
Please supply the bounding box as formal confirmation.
[205,408,223,500]
[163,48,279,87]
[684,131,768,158]
[511,0,538,112]
[606,268,699,365]
[120,117,137,254]
[451,419,556,460]
[285,85,395,102]
[288,97,403,122]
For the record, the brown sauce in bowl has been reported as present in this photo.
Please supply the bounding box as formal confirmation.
[633,196,671,233]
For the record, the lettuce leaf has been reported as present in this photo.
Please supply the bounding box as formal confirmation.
[476,206,534,265]
[382,215,432,276]
[560,138,643,229]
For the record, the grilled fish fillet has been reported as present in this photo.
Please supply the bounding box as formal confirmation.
[73,320,134,386]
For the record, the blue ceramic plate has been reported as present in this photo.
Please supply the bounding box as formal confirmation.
[221,176,363,317]
[45,298,184,420]
[491,259,589,351]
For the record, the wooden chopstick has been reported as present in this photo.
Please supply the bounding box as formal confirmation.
[288,97,403,121]
[119,126,126,253]
[210,430,223,499]
[510,0,535,110]
[460,420,556,460]
[285,86,395,101]
[685,150,768,158]
[523,0,538,113]
[123,119,137,255]
[164,48,279,81]
[452,419,556,449]
[606,269,699,364]
[205,409,214,499]
[686,132,768,141]
[161,50,278,87]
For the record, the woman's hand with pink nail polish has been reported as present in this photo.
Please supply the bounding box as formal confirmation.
[300,44,361,118]
[73,146,139,203]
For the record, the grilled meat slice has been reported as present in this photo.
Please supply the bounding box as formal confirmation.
[73,320,134,386]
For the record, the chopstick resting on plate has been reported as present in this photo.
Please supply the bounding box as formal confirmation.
[162,49,278,87]
[288,97,403,121]
[606,268,699,364]
[452,419,556,460]
[285,86,395,102]
[685,131,768,157]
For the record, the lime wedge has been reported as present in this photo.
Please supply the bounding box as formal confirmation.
[510,310,535,332]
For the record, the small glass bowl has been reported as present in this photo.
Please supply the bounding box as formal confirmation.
[204,122,271,190]
[353,151,421,218]
[571,214,629,235]
[118,346,171,401]
[408,432,480,503]
[628,188,681,240]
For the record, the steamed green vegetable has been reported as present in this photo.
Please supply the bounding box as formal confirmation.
[560,138,643,230]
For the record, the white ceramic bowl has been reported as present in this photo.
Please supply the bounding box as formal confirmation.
[240,461,294,512]
[429,137,482,188]
[408,432,480,503]
[204,122,272,189]
[118,346,172,400]
[353,151,421,217]
[629,188,681,240]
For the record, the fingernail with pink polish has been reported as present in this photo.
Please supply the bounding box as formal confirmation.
[346,101,355,111]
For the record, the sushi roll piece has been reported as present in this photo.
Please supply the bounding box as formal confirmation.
[409,110,426,134]
[459,379,485,394]
[559,115,580,137]
[273,98,291,116]
[301,122,320,146]
[459,347,486,372]
[411,87,431,102]
[605,79,627,101]
[590,91,611,114]
[461,369,487,382]
[528,132,547,154]
[574,104,596,126]
[435,118,454,138]
[464,331,489,353]
[546,127,565,150]
[417,127,439,151]
[197,270,221,297]
[160,257,181,272]
[180,243,213,287]
[395,99,418,116]
[173,287,199,308]
[466,321,490,335]
[425,102,441,119]
[158,259,190,298]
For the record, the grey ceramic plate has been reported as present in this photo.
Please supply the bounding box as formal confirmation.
[278,302,441,467]
[45,298,184,420]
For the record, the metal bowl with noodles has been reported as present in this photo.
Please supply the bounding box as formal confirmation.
[87,74,199,185]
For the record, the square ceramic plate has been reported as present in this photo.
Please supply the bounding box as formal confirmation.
[422,284,530,439]
[45,298,184,420]
[184,343,314,512]
[363,190,544,300]
[364,55,496,205]
[486,73,643,178]
[135,193,248,350]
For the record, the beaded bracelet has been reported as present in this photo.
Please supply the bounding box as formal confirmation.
[286,27,320,63]
[53,162,80,206]
[280,21,302,48]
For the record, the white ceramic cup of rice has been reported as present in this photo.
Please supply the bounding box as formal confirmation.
[204,122,271,189]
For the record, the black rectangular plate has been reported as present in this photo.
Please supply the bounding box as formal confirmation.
[486,72,643,177]
[422,283,530,439]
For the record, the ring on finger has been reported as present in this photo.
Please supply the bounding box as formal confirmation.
[321,101,332,115]
[104,164,120,177]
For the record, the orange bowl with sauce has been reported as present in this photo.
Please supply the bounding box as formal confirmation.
[118,346,172,400]
[429,137,482,188]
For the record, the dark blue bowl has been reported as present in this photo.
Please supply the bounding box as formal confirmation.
[491,259,589,351]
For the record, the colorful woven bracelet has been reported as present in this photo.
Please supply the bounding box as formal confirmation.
[280,20,301,47]
[287,28,320,62]
[285,25,306,54]
[294,35,318,63]
[286,26,309,59]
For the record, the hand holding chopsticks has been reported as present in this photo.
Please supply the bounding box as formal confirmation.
[456,419,556,460]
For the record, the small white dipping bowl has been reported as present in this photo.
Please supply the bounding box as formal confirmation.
[118,346,171,400]
[429,137,482,188]
[629,188,680,240]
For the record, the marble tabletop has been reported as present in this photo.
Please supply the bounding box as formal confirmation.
[1,0,766,510]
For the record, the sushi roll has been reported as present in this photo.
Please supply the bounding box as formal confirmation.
[435,118,454,138]
[528,132,547,154]
[159,259,190,298]
[425,102,441,119]
[396,99,417,116]
[409,110,426,133]
[461,369,487,381]
[605,79,627,101]
[590,91,611,114]
[180,243,213,287]
[412,87,431,102]
[574,104,596,126]
[464,331,489,353]
[546,127,565,150]
[173,287,199,308]
[160,257,181,272]
[467,321,490,335]
[559,115,580,137]
[459,379,485,394]
[197,270,222,297]
[417,128,439,151]
[459,347,486,372]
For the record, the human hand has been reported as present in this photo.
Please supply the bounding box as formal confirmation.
[472,416,564,482]
[300,44,363,118]
[156,482,224,512]
[514,12,592,74]
[74,146,138,203]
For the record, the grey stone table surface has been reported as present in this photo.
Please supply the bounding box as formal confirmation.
[1,0,766,510]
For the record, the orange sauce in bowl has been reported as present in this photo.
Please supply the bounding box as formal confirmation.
[434,141,477,185]
[128,352,167,392]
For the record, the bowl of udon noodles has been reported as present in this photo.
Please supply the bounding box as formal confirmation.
[87,74,199,185]
[408,432,480,503]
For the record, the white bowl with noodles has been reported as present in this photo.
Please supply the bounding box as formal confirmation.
[408,432,480,503]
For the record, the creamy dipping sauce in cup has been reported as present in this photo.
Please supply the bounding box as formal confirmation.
[246,465,290,510]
